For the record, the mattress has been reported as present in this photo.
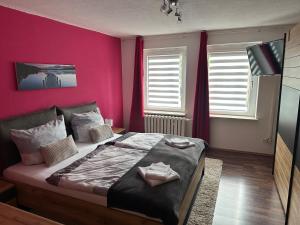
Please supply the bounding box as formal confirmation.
[3,134,122,206]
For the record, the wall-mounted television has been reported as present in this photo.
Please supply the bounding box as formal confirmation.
[246,39,284,76]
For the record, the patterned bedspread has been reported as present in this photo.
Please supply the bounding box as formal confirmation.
[46,145,149,195]
[46,133,164,195]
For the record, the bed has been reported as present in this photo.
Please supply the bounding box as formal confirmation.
[3,135,121,207]
[0,105,206,225]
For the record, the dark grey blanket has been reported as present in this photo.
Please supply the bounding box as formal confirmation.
[107,133,206,225]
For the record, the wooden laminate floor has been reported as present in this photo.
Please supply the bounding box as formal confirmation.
[207,149,285,225]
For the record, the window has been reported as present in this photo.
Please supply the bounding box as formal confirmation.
[144,47,186,114]
[208,43,259,118]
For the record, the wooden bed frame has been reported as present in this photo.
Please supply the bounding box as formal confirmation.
[7,153,205,225]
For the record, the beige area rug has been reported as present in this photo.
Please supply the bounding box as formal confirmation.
[187,158,223,225]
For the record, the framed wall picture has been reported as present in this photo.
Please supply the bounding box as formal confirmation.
[15,62,77,90]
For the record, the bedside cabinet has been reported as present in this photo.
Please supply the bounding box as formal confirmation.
[112,127,126,134]
[0,180,17,206]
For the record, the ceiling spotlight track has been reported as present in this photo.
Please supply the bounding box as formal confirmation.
[160,0,182,22]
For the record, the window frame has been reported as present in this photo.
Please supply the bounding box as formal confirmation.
[207,42,260,119]
[143,47,187,114]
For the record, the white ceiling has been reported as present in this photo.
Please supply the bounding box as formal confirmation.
[0,0,300,37]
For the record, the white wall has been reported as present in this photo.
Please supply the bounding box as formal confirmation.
[121,25,291,155]
[122,32,200,136]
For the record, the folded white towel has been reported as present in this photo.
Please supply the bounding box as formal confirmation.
[165,141,195,149]
[149,162,170,172]
[165,137,195,149]
[165,137,190,145]
[146,170,170,181]
[138,163,180,187]
[141,162,171,181]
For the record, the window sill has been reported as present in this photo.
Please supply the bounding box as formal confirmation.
[144,110,186,117]
[210,114,258,120]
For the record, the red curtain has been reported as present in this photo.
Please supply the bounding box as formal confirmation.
[129,36,145,132]
[192,31,210,142]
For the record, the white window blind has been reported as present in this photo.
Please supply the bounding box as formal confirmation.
[144,47,186,113]
[208,43,259,117]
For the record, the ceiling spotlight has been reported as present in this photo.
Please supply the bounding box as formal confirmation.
[160,0,173,15]
[160,0,167,12]
[175,8,181,17]
[170,0,178,6]
[177,16,182,23]
[160,0,182,22]
[165,7,173,15]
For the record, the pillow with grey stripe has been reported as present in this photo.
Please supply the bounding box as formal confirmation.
[40,135,78,167]
[71,109,104,142]
[56,102,99,135]
[89,125,114,143]
[10,115,67,165]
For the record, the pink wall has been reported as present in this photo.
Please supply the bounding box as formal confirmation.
[0,6,123,126]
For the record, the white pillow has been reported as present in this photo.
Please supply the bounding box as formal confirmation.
[89,125,114,143]
[76,123,100,142]
[71,109,104,142]
[10,115,67,165]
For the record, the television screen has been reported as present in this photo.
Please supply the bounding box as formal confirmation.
[246,39,284,76]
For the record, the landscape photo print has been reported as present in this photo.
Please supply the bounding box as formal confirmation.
[15,62,77,90]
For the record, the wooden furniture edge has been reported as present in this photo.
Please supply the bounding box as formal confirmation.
[6,155,205,225]
[12,180,161,225]
[288,166,300,225]
[112,127,126,134]
[0,203,63,225]
[0,180,15,193]
[178,152,205,225]
[274,133,293,213]
[0,179,17,206]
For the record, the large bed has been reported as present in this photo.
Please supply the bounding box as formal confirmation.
[3,135,121,207]
[0,104,206,225]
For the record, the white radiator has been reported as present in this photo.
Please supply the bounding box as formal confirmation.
[144,114,187,136]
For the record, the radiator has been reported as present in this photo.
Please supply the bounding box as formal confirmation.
[144,114,187,136]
